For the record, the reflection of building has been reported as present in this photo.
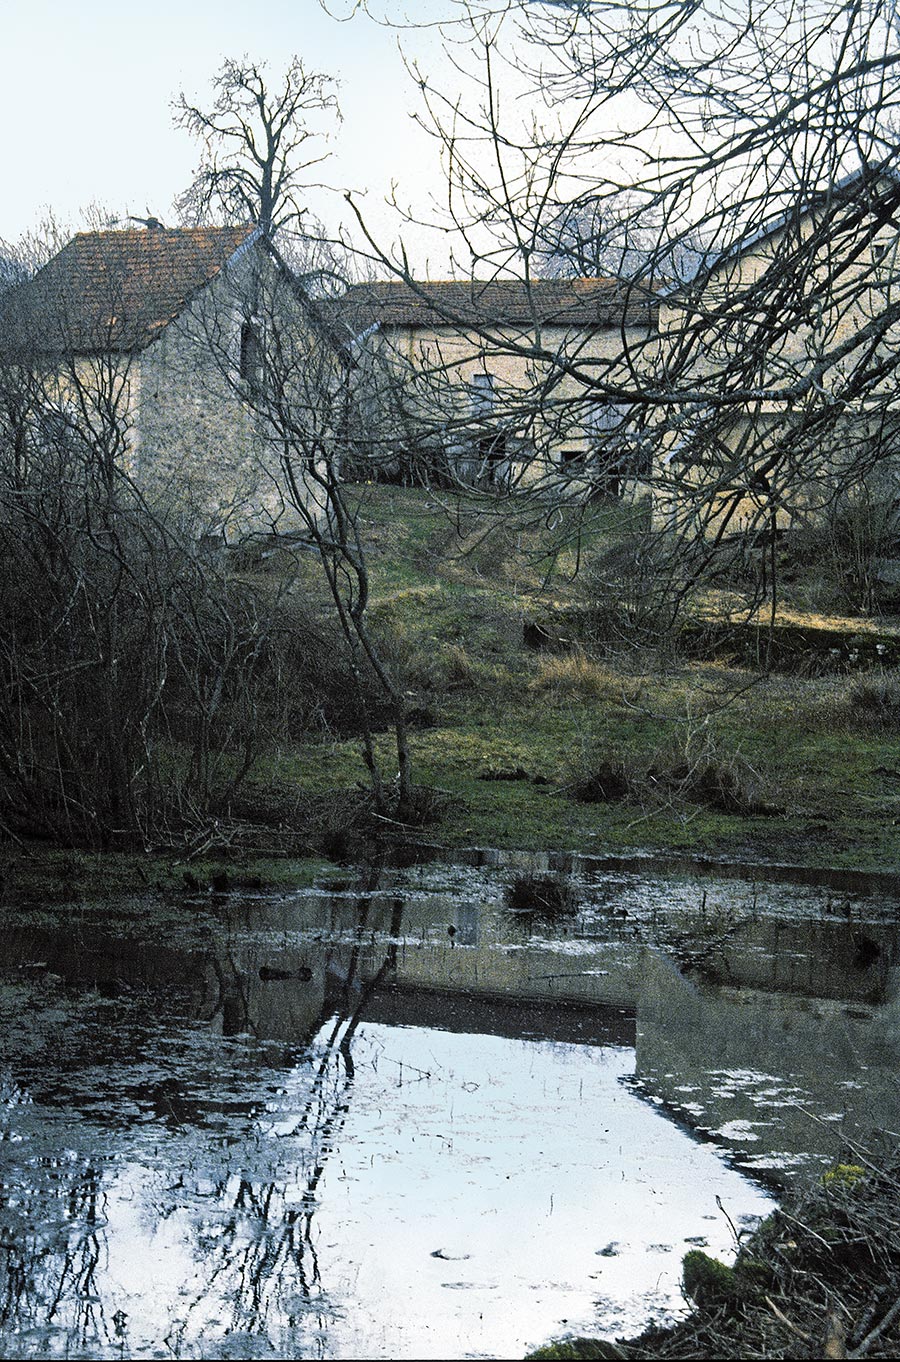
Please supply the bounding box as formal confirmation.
[636,949,900,1183]
[708,917,893,1003]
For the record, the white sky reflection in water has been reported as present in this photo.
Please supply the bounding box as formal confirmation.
[91,1021,773,1360]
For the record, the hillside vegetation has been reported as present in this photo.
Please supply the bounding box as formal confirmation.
[228,484,900,874]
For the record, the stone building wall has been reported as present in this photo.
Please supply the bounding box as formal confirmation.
[361,318,656,495]
[133,254,321,539]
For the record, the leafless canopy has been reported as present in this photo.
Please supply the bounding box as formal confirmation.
[336,0,900,622]
[175,57,340,236]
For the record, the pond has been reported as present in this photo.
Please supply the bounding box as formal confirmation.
[1,855,897,1359]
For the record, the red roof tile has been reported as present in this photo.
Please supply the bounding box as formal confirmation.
[332,277,656,333]
[0,225,258,355]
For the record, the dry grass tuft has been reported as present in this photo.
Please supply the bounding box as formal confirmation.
[845,673,900,726]
[530,650,625,701]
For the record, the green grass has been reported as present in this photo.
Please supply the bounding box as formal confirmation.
[252,483,900,871]
[270,658,900,869]
[7,485,900,880]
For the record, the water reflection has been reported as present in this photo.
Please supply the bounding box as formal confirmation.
[634,949,900,1180]
[2,857,897,1357]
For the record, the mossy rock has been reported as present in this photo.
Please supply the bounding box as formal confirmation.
[682,1250,740,1307]
[527,1339,627,1360]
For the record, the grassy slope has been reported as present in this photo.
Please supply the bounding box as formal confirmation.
[262,484,900,872]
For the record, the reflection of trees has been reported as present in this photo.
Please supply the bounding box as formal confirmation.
[163,877,406,1353]
[0,870,408,1356]
[0,1142,121,1356]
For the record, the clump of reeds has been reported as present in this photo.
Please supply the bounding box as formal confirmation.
[505,871,579,918]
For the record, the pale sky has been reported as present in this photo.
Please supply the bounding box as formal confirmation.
[2,0,464,271]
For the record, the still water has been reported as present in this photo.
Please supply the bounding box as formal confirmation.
[1,855,897,1359]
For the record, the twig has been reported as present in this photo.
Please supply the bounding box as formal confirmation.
[779,1210,835,1250]
[0,816,24,847]
[848,1294,900,1359]
[716,1194,740,1248]
[764,1295,813,1342]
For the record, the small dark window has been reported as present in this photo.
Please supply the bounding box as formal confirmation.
[239,320,263,395]
[480,428,506,455]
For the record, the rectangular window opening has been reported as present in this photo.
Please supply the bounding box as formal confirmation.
[240,319,263,396]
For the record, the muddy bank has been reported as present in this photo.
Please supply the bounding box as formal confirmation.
[532,1146,900,1360]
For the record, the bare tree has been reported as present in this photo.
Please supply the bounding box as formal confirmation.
[187,233,425,821]
[0,231,307,847]
[174,57,340,237]
[172,66,431,821]
[533,192,710,285]
[341,0,900,632]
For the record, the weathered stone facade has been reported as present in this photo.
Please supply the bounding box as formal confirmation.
[334,279,658,498]
[0,225,324,539]
[130,261,285,537]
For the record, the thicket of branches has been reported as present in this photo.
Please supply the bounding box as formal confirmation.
[0,51,420,849]
[0,412,244,844]
[0,236,394,848]
[341,0,900,625]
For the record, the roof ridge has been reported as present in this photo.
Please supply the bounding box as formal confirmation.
[70,223,256,241]
[1,223,262,356]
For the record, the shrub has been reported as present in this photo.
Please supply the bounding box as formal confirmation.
[568,726,779,817]
[825,487,899,615]
[569,760,631,803]
[665,752,770,815]
[582,530,690,652]
[778,486,900,615]
[0,444,388,847]
[846,673,900,726]
[506,872,578,917]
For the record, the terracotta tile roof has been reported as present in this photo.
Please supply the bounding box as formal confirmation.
[330,277,656,335]
[0,225,258,355]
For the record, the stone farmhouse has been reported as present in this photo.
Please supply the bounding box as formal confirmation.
[5,168,894,544]
[0,223,330,538]
[330,277,659,495]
